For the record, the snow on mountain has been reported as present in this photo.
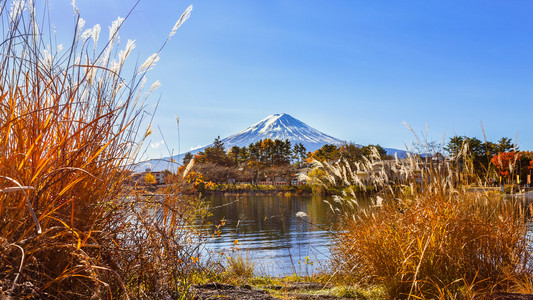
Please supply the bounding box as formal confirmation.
[221,113,343,151]
[133,113,407,172]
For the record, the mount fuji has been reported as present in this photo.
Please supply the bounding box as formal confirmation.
[221,113,342,152]
[135,113,407,172]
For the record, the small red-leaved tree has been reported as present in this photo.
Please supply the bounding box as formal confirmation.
[491,151,521,181]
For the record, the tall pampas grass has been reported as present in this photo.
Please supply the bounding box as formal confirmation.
[320,142,533,298]
[0,1,202,298]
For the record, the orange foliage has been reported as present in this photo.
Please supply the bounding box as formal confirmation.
[185,171,215,192]
[491,151,520,178]
[260,138,274,149]
[194,153,207,164]
[186,171,204,187]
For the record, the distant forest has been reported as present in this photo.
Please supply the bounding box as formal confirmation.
[173,137,390,188]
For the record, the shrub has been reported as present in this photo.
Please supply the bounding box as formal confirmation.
[225,252,255,280]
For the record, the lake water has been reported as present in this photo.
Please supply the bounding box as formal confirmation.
[198,194,338,277]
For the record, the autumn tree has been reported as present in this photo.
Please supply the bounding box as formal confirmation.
[444,135,511,178]
[192,163,237,184]
[491,151,520,181]
[309,144,340,162]
[184,171,213,194]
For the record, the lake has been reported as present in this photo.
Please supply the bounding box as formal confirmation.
[192,192,533,277]
[198,194,338,277]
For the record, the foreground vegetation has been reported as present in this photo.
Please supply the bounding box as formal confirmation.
[0,2,213,298]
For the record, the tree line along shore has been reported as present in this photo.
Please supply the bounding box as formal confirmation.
[134,135,533,197]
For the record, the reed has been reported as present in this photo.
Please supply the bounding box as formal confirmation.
[321,144,533,298]
[0,1,205,298]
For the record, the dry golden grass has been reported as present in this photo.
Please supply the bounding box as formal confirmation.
[0,2,208,298]
[321,146,533,299]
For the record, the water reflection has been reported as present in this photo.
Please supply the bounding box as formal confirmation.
[199,194,337,276]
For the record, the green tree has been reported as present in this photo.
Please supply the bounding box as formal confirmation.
[272,139,292,166]
[229,146,241,165]
[444,136,467,158]
[444,135,510,179]
[310,144,340,162]
[362,144,388,159]
[213,136,225,151]
[496,137,515,153]
[446,136,487,177]
[182,152,193,165]
[293,143,307,166]
[338,142,363,161]
[238,146,249,162]
[248,143,259,161]
[197,136,230,166]
[260,139,275,164]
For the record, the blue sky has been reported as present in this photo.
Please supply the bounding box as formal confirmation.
[50,1,533,158]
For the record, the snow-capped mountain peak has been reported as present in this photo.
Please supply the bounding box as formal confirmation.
[221,113,343,151]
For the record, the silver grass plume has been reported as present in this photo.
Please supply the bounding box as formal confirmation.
[183,157,195,178]
[169,5,193,38]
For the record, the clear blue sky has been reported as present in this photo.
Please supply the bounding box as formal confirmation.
[50,1,533,159]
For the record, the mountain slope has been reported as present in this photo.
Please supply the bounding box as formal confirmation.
[221,113,342,152]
